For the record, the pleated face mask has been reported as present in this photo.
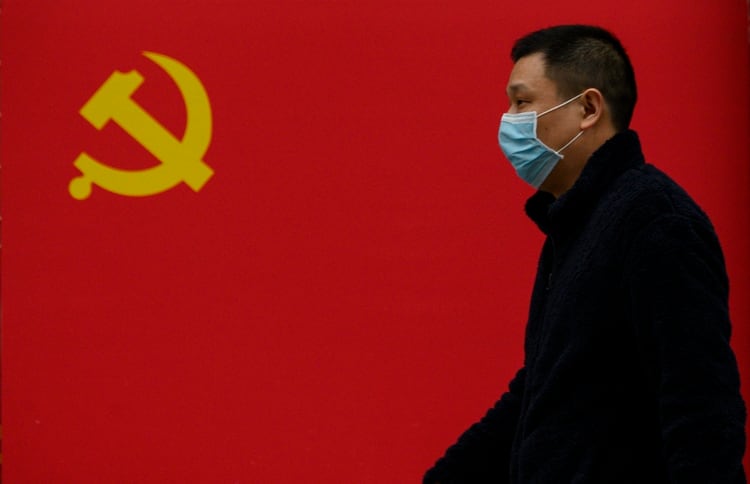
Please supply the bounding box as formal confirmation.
[498,93,584,189]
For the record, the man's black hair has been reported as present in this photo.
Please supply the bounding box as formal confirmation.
[511,25,637,132]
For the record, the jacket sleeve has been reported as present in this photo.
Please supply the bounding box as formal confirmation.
[423,367,526,484]
[626,213,746,484]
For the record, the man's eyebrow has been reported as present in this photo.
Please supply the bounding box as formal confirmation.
[506,83,529,96]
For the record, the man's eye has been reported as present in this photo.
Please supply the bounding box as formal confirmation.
[516,99,528,106]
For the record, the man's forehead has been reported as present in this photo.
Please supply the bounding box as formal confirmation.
[506,54,555,96]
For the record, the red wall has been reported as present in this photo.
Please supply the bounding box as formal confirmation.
[2,1,749,481]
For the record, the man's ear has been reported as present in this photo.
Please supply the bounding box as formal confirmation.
[579,88,605,130]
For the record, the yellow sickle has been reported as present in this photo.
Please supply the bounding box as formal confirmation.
[69,52,213,200]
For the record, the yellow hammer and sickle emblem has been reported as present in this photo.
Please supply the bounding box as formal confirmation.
[69,51,213,200]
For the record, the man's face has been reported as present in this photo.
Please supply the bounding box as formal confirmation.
[505,52,581,157]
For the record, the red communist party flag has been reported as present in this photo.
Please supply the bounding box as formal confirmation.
[2,1,749,482]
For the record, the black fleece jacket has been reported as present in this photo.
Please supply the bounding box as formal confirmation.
[424,130,746,483]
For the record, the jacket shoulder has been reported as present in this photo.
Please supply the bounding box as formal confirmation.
[604,164,714,235]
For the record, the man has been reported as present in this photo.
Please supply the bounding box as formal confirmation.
[424,25,746,483]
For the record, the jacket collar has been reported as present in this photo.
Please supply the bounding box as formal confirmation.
[525,129,645,236]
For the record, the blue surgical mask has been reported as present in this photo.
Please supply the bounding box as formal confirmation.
[498,93,585,188]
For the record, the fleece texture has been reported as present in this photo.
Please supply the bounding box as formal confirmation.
[424,130,746,484]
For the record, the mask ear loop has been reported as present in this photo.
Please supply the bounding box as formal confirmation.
[538,92,585,118]
[538,92,587,156]
[555,130,585,156]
